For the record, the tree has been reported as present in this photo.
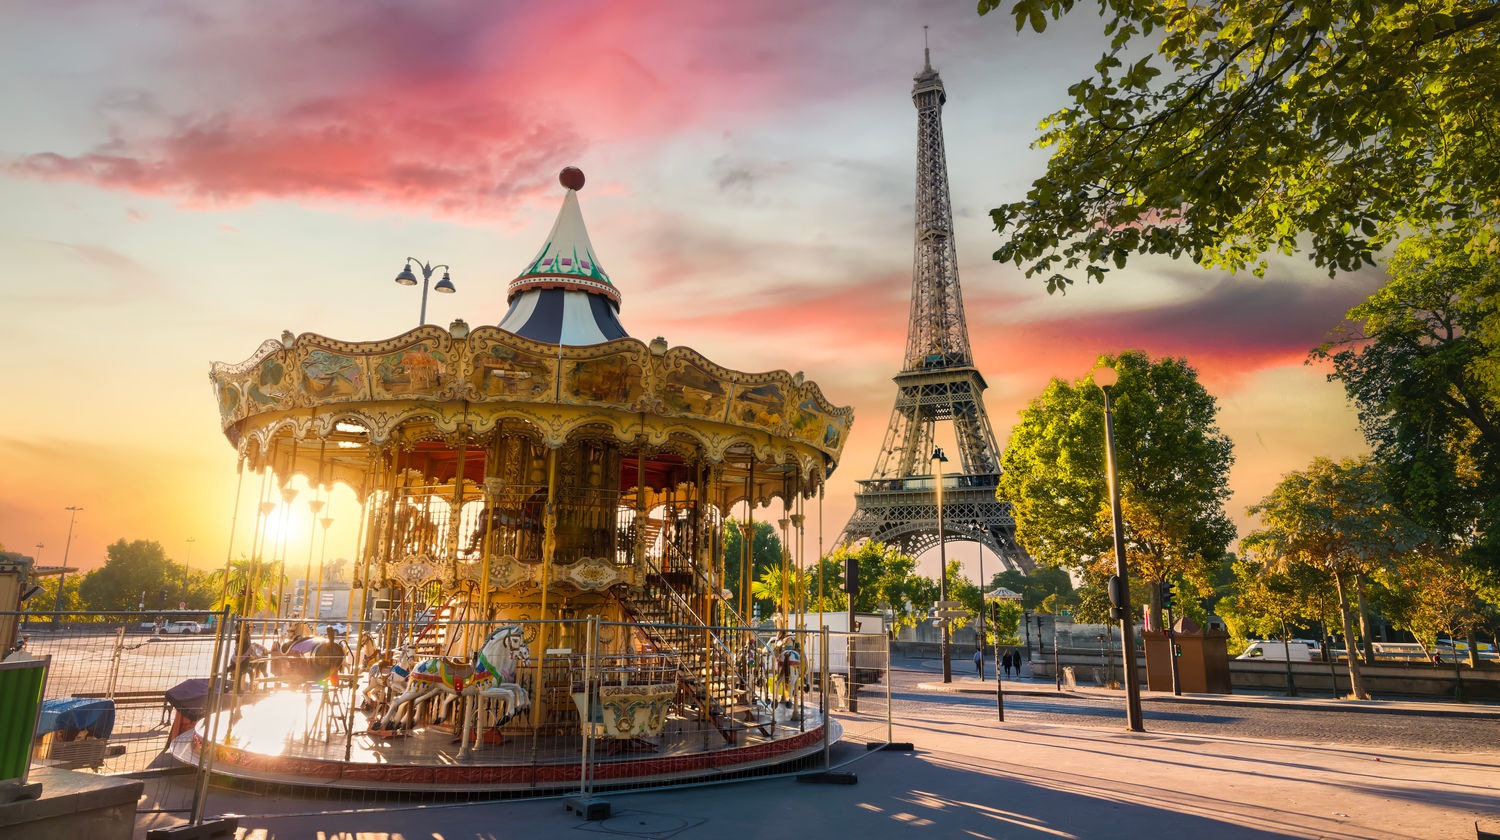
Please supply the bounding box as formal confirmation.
[1377,551,1489,685]
[209,556,284,617]
[1219,555,1339,694]
[77,539,182,612]
[979,1,1500,293]
[1314,231,1500,584]
[997,351,1236,626]
[817,541,935,632]
[989,567,1077,612]
[1241,456,1427,699]
[721,519,784,620]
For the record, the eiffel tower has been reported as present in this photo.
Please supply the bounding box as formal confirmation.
[838,46,1032,573]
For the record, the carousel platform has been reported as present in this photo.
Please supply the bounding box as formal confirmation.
[170,690,836,793]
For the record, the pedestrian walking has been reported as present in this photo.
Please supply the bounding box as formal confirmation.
[1002,650,1014,677]
[973,647,983,675]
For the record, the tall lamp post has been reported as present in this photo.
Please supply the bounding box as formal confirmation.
[933,447,951,683]
[58,505,83,619]
[394,258,456,326]
[182,537,195,610]
[1095,366,1144,732]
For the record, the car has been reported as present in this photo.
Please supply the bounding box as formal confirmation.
[1236,640,1312,661]
[162,621,202,634]
[314,623,348,638]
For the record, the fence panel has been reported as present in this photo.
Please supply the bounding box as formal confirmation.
[8,610,226,818]
[818,630,891,761]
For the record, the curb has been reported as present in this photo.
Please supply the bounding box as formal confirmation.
[914,681,1500,719]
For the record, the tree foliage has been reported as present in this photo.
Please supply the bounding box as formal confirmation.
[209,556,285,617]
[1314,231,1500,583]
[979,0,1500,292]
[721,519,785,618]
[77,539,184,612]
[997,351,1235,625]
[815,541,936,631]
[989,566,1077,612]
[1241,456,1428,698]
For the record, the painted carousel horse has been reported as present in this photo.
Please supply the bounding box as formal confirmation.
[361,644,416,717]
[272,626,349,685]
[227,623,269,693]
[374,625,531,754]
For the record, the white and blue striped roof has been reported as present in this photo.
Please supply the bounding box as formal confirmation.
[500,168,629,346]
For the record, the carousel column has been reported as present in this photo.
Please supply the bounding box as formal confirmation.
[448,431,469,649]
[741,461,755,626]
[530,445,560,730]
[353,450,384,624]
[215,455,250,612]
[695,458,712,724]
[273,440,300,620]
[633,437,648,570]
[300,438,327,620]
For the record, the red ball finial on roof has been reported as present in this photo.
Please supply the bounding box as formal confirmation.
[560,167,585,191]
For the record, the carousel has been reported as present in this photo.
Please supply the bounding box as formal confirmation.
[175,167,854,791]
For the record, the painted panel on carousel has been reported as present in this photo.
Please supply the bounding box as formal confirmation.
[300,349,368,403]
[561,354,643,407]
[216,380,242,425]
[247,354,290,407]
[472,340,555,401]
[731,383,784,432]
[373,342,450,398]
[661,361,729,421]
[821,410,847,451]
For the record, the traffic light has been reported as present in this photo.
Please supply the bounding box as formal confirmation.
[843,554,859,596]
[1160,580,1175,613]
[1106,575,1125,621]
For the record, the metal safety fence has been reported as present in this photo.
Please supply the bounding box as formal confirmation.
[4,610,894,827]
[6,609,230,821]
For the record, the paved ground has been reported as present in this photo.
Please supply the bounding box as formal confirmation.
[195,655,1500,840]
[905,661,1500,754]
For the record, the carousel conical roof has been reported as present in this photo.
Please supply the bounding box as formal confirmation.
[500,167,628,345]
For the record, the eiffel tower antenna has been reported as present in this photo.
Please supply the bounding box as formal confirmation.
[837,43,1032,573]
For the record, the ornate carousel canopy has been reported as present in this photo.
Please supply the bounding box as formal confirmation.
[207,167,853,507]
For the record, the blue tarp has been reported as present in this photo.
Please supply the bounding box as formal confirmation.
[36,697,115,739]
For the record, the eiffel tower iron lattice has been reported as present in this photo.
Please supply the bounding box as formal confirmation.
[838,48,1033,573]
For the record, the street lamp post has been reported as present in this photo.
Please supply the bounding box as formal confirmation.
[394,258,456,326]
[933,447,951,684]
[58,506,82,620]
[1095,366,1144,732]
[182,537,195,610]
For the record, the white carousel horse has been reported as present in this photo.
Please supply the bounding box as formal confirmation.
[361,644,416,716]
[374,625,531,753]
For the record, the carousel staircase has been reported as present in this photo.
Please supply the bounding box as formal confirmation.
[613,562,769,744]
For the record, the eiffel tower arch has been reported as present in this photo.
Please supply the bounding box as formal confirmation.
[838,48,1033,573]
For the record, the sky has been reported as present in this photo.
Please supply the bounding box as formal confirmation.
[0,0,1377,586]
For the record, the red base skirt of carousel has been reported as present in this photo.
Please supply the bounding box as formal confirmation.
[171,693,836,792]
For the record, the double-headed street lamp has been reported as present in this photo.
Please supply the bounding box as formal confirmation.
[1095,366,1144,732]
[394,258,456,326]
[933,446,951,683]
[56,505,82,619]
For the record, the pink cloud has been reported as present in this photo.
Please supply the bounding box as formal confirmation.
[6,0,861,217]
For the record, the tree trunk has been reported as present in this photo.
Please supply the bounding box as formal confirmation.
[1355,574,1376,666]
[1280,623,1297,697]
[1332,569,1368,699]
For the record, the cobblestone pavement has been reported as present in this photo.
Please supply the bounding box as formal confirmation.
[892,660,1500,754]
